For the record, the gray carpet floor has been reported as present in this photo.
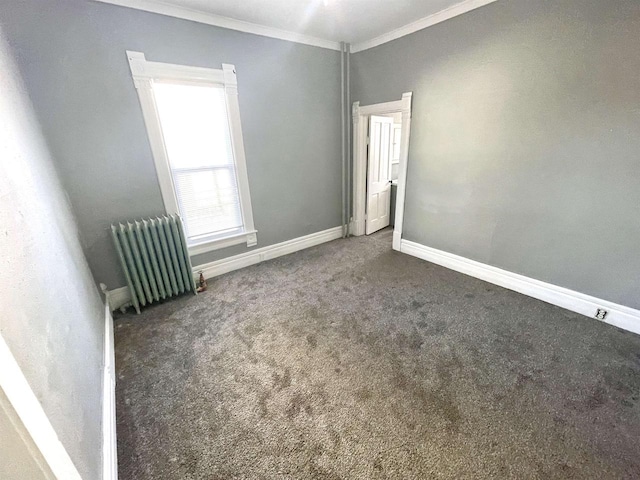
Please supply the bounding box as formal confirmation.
[115,229,640,479]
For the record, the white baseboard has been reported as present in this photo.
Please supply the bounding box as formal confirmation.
[108,226,343,311]
[0,334,82,480]
[401,239,640,335]
[106,286,131,312]
[102,303,118,480]
[195,226,343,280]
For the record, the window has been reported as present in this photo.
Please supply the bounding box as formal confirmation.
[127,51,256,255]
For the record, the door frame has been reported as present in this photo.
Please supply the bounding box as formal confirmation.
[352,92,412,251]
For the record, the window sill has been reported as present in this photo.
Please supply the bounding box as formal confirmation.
[188,230,257,256]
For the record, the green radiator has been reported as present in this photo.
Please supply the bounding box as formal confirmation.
[111,215,197,314]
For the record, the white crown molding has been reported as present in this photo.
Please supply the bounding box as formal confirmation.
[401,239,640,336]
[96,0,498,54]
[351,0,499,53]
[94,0,341,51]
[108,226,343,311]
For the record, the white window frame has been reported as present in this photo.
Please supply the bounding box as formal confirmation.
[127,51,257,256]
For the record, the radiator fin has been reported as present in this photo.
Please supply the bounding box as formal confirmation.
[111,215,196,313]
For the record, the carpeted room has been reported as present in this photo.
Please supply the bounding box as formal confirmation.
[114,230,640,478]
[2,0,640,479]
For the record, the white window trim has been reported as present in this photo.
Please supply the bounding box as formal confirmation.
[126,51,257,255]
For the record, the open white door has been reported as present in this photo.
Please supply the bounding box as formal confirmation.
[366,115,393,235]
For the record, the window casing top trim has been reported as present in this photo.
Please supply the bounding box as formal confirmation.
[127,51,233,86]
[127,51,257,255]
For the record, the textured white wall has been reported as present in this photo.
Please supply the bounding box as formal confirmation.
[0,28,105,480]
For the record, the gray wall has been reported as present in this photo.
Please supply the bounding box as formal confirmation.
[0,0,343,289]
[0,29,104,480]
[352,0,640,309]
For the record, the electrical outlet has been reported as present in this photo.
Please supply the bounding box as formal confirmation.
[595,308,608,320]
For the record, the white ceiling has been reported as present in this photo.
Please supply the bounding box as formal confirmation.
[98,0,497,51]
[174,0,462,44]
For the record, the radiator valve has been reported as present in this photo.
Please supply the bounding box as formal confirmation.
[196,271,207,293]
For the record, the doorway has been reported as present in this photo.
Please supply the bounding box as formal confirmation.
[351,93,413,251]
[366,113,402,235]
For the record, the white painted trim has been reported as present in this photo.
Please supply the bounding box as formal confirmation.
[127,50,226,84]
[127,52,180,217]
[188,229,258,256]
[401,239,640,336]
[357,100,404,116]
[0,335,83,480]
[393,93,413,250]
[393,231,402,252]
[127,52,258,249]
[102,303,118,480]
[108,226,343,311]
[107,285,132,312]
[196,226,342,279]
[351,101,367,237]
[95,0,341,51]
[107,286,132,312]
[351,0,499,53]
[221,63,257,246]
[96,0,497,54]
[352,93,412,249]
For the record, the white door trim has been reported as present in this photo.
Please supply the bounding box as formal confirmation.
[352,92,412,250]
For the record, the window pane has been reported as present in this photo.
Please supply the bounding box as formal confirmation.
[153,82,234,169]
[173,168,243,239]
[152,81,245,241]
